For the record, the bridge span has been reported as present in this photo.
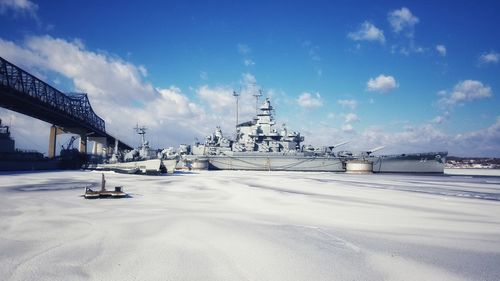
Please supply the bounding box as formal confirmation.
[0,56,133,157]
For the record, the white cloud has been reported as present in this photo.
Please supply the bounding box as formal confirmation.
[453,116,500,155]
[244,59,255,66]
[344,113,359,123]
[431,116,445,125]
[387,8,423,56]
[347,21,385,44]
[341,123,354,133]
[431,112,449,124]
[388,7,419,35]
[478,51,499,64]
[0,38,45,69]
[436,45,446,56]
[0,0,37,16]
[197,85,234,110]
[15,36,156,107]
[0,36,155,108]
[237,43,251,55]
[337,99,358,110]
[438,80,492,107]
[153,87,203,118]
[0,35,239,150]
[241,72,257,86]
[359,124,449,154]
[138,65,148,77]
[304,116,500,157]
[437,90,447,97]
[391,43,426,56]
[297,92,323,108]
[366,74,398,93]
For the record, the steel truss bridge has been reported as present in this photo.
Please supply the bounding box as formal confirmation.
[0,56,132,156]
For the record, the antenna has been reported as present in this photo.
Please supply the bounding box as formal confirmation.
[253,88,263,116]
[233,90,240,138]
[134,124,147,146]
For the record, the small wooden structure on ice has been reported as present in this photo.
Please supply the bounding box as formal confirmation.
[84,173,127,199]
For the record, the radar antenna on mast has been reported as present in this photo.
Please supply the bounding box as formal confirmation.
[253,88,263,115]
[134,124,148,146]
[233,90,240,138]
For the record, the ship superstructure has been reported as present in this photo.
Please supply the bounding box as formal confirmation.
[234,98,304,153]
[193,98,335,156]
[97,125,177,174]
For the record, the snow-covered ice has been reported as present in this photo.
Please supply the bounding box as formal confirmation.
[1,169,499,281]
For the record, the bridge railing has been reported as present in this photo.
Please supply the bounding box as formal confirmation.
[0,57,105,133]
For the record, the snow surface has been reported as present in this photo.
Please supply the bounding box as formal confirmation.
[445,168,500,177]
[1,169,499,281]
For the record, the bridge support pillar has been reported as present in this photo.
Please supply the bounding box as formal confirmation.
[79,134,87,154]
[48,125,57,158]
[89,137,107,156]
[114,139,119,155]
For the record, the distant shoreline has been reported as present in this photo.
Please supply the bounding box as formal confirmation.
[445,168,500,176]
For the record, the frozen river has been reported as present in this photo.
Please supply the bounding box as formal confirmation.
[1,169,499,281]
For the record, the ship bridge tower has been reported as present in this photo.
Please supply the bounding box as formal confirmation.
[256,98,275,135]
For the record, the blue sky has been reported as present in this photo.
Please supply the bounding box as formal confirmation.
[0,0,499,156]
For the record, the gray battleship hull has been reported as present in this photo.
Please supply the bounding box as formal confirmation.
[206,152,447,173]
[369,152,447,173]
[207,153,345,172]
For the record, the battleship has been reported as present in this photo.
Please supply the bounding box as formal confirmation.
[187,97,447,173]
[96,126,177,174]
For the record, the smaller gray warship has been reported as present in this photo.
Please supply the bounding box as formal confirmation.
[188,98,447,173]
[97,126,177,174]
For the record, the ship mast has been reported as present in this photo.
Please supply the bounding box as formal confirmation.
[134,124,147,147]
[233,90,239,138]
[253,89,263,116]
